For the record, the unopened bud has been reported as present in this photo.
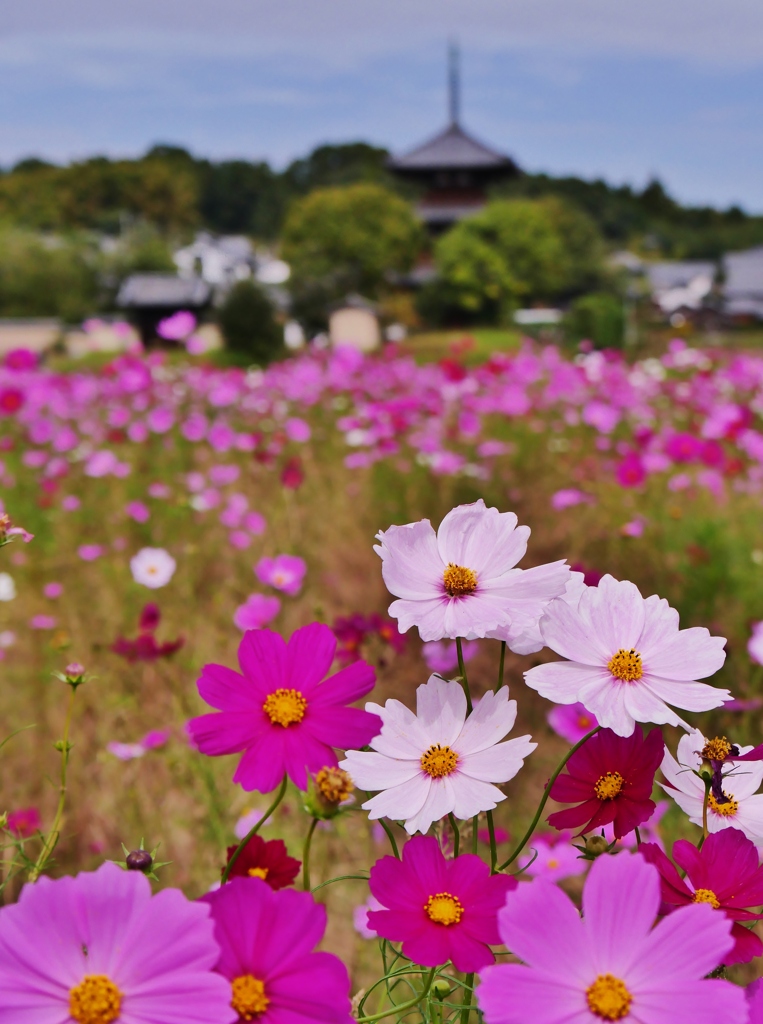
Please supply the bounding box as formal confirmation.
[304,767,355,819]
[432,980,451,1000]
[585,835,609,857]
[698,759,714,783]
[64,663,86,687]
[126,849,153,872]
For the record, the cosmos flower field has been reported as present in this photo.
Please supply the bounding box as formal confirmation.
[3,336,763,1021]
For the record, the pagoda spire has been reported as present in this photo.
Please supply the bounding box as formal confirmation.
[448,41,460,126]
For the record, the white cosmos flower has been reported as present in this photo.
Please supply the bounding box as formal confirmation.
[340,676,536,835]
[130,547,176,589]
[661,728,763,846]
[0,573,16,601]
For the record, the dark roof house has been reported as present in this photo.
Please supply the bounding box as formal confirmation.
[116,274,211,344]
[388,46,518,231]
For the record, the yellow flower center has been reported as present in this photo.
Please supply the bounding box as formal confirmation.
[420,744,459,778]
[315,766,354,804]
[693,888,721,909]
[443,563,478,597]
[701,736,732,761]
[708,791,739,817]
[263,688,307,727]
[607,649,643,682]
[248,866,269,879]
[594,771,624,801]
[547,858,560,869]
[577,714,593,729]
[586,974,633,1021]
[231,975,270,1020]
[425,892,464,926]
[69,975,123,1024]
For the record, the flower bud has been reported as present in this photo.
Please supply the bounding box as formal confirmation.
[698,758,714,783]
[125,849,153,872]
[303,767,354,820]
[64,663,86,687]
[432,980,451,1000]
[585,835,609,857]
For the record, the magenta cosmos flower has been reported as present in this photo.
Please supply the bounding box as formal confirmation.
[188,623,381,792]
[374,499,570,643]
[524,574,729,736]
[641,827,763,965]
[477,851,746,1024]
[202,876,352,1024]
[255,554,306,597]
[547,726,664,840]
[368,835,516,972]
[0,861,235,1023]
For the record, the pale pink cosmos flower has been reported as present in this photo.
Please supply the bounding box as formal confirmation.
[234,809,264,839]
[524,574,729,736]
[341,676,536,835]
[43,582,63,599]
[78,544,103,561]
[30,615,56,630]
[748,621,763,665]
[477,851,746,1024]
[375,500,570,644]
[130,547,176,589]
[661,728,763,846]
[255,554,307,596]
[353,895,384,939]
[125,500,150,523]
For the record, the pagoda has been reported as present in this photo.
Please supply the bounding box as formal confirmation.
[388,46,518,232]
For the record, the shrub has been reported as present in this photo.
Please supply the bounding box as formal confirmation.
[218,280,283,364]
[565,291,625,349]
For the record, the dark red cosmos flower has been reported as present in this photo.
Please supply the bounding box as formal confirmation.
[112,603,183,662]
[223,834,300,890]
[640,828,763,965]
[547,726,664,839]
[0,388,24,415]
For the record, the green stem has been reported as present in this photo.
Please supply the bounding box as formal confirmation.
[29,685,77,882]
[456,638,472,714]
[357,967,436,1023]
[498,725,601,871]
[700,780,711,848]
[310,873,369,893]
[302,817,319,891]
[460,972,475,1024]
[496,640,506,693]
[378,817,400,859]
[448,812,461,857]
[486,810,498,873]
[634,826,642,847]
[471,814,478,855]
[221,776,288,883]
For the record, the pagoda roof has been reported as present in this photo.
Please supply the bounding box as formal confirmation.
[389,122,516,172]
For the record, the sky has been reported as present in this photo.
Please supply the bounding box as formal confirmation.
[2,1,763,209]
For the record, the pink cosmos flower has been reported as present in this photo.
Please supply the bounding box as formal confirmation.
[375,500,570,644]
[202,877,351,1024]
[78,544,103,561]
[518,833,587,882]
[125,500,150,523]
[0,861,235,1023]
[29,614,56,630]
[615,451,646,488]
[477,851,746,1024]
[62,495,80,511]
[422,639,479,675]
[641,827,763,965]
[255,554,307,596]
[749,979,763,1024]
[547,702,599,744]
[551,488,593,511]
[233,594,281,631]
[6,807,41,838]
[43,581,63,599]
[188,623,381,792]
[368,835,516,972]
[524,574,729,736]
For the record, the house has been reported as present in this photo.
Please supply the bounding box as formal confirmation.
[722,246,763,321]
[328,296,381,352]
[174,233,290,290]
[643,261,715,316]
[388,46,517,232]
[116,274,211,344]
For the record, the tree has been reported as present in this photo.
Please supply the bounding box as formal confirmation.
[0,229,98,322]
[281,183,422,325]
[218,280,283,365]
[429,198,604,323]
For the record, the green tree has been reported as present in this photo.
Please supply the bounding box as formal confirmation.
[218,280,283,365]
[429,197,604,322]
[565,292,625,349]
[281,183,422,325]
[0,229,98,321]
